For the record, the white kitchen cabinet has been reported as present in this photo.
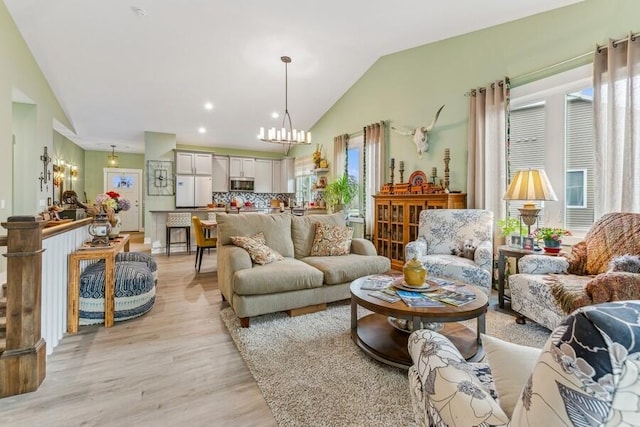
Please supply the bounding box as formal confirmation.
[175,151,213,175]
[254,159,273,193]
[272,158,291,194]
[212,155,229,192]
[229,157,255,178]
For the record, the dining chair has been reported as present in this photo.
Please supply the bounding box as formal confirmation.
[191,216,217,272]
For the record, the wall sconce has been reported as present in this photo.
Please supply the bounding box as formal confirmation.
[69,165,78,190]
[53,161,66,188]
[107,145,119,167]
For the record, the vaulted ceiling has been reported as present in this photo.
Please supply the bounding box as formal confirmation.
[5,0,581,154]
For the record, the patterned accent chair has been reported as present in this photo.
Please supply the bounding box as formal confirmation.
[405,209,494,295]
[509,212,640,330]
[408,300,640,427]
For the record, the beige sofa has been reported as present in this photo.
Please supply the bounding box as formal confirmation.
[216,212,390,327]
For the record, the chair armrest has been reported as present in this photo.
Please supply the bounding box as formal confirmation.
[405,238,427,261]
[518,255,568,274]
[350,238,377,256]
[408,330,508,426]
[474,240,493,272]
[217,245,253,302]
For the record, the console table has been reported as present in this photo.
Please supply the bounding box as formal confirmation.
[67,234,130,333]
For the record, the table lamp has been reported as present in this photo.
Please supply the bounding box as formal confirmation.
[502,169,558,236]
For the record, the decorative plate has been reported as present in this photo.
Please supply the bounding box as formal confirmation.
[391,278,440,292]
[408,170,427,186]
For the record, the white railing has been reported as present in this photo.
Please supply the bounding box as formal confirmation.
[41,225,89,355]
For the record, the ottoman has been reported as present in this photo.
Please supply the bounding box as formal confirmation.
[79,260,156,325]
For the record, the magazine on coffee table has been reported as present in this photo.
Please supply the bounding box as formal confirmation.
[396,290,445,307]
[432,289,476,306]
[360,274,400,291]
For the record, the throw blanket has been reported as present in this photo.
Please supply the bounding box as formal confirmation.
[584,213,640,274]
[549,272,640,314]
[548,275,592,314]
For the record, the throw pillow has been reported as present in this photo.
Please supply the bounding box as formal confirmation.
[309,222,353,256]
[230,235,284,265]
[482,334,542,418]
[249,231,266,245]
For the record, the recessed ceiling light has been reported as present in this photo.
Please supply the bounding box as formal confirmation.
[271,112,279,119]
[204,102,214,110]
[131,6,146,17]
[198,127,206,134]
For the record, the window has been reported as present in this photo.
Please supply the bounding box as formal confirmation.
[509,64,595,236]
[294,155,316,206]
[346,135,364,216]
[566,170,587,208]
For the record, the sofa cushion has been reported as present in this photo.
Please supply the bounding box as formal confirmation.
[217,213,294,258]
[310,223,353,256]
[416,254,492,294]
[291,213,346,259]
[233,258,324,295]
[230,235,284,265]
[302,254,390,285]
[482,334,541,418]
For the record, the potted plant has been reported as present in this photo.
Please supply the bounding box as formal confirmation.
[497,217,527,244]
[323,173,360,215]
[532,227,571,253]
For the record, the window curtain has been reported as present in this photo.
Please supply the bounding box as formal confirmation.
[593,33,640,218]
[333,134,349,177]
[363,121,386,238]
[467,80,510,216]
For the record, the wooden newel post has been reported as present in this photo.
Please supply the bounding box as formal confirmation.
[0,216,46,398]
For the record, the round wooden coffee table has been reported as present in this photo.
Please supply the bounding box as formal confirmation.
[350,275,488,369]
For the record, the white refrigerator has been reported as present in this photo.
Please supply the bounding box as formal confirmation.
[175,175,212,207]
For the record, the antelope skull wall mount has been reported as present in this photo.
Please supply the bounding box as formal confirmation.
[392,104,445,158]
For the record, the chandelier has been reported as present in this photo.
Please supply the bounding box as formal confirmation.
[259,56,311,155]
[107,145,119,167]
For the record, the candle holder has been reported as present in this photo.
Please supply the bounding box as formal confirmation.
[399,161,405,183]
[390,163,395,194]
[444,148,451,192]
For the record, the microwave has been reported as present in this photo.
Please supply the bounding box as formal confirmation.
[230,177,254,192]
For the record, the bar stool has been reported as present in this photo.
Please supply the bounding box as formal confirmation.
[166,212,191,256]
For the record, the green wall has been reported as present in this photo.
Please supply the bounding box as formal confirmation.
[177,144,285,159]
[293,0,639,193]
[52,131,86,204]
[83,150,145,203]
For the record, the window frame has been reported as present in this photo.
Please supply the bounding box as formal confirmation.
[566,168,588,209]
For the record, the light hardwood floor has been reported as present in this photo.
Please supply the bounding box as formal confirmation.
[1,235,276,427]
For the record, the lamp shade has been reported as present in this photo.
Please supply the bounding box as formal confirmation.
[503,169,558,202]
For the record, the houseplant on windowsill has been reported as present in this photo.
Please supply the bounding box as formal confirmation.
[323,173,360,218]
[532,227,571,253]
[95,191,131,237]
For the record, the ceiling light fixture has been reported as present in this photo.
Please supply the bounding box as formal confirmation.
[204,102,213,110]
[198,126,206,134]
[107,145,119,167]
[259,56,310,155]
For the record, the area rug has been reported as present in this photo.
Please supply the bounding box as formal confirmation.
[220,302,549,427]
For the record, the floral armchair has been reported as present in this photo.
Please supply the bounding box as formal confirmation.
[405,209,494,295]
[408,300,640,427]
[509,212,640,330]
